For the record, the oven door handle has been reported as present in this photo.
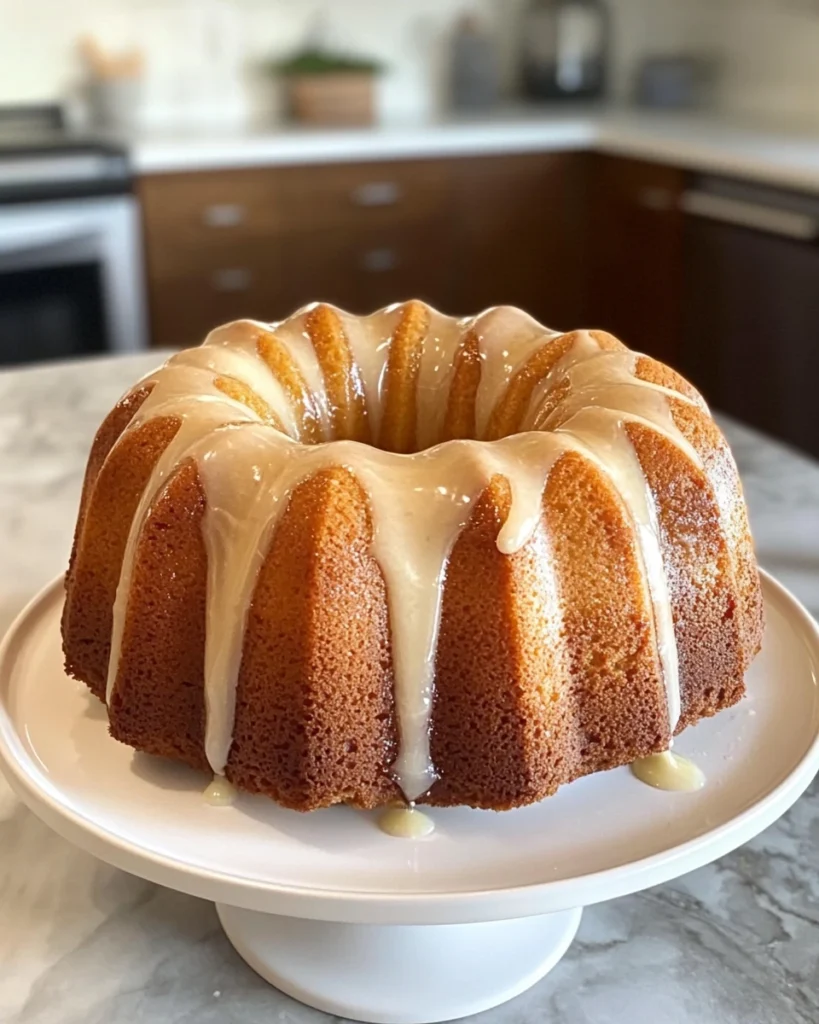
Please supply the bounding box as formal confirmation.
[680,189,819,242]
[0,222,95,257]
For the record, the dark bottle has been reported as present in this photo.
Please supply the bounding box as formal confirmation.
[521,0,608,101]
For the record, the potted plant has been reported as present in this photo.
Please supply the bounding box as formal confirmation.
[273,48,384,126]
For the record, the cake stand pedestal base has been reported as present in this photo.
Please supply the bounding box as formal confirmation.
[217,904,583,1024]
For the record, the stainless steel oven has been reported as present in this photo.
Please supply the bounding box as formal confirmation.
[0,194,147,364]
[0,105,147,365]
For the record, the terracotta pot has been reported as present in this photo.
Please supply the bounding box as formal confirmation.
[285,72,376,126]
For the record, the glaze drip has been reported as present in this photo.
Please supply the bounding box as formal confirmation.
[378,805,436,839]
[204,776,238,806]
[631,751,706,792]
[104,303,702,802]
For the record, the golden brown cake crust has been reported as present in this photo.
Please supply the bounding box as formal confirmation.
[442,328,482,441]
[229,466,400,811]
[62,387,180,699]
[379,300,430,454]
[108,459,209,771]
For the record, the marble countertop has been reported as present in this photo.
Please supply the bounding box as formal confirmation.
[131,107,819,195]
[1,352,818,1024]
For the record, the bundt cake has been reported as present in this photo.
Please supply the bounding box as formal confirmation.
[62,301,763,812]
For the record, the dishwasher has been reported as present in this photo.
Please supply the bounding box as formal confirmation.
[681,174,819,458]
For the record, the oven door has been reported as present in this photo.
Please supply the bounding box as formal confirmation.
[0,195,147,365]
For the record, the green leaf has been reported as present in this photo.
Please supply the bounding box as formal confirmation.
[270,48,385,76]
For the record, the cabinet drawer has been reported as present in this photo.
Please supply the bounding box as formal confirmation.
[282,223,456,314]
[275,160,454,232]
[148,245,287,349]
[139,170,281,254]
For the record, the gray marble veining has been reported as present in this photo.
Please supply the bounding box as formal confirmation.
[1,353,818,1024]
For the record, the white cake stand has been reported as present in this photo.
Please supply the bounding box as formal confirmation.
[1,572,818,1024]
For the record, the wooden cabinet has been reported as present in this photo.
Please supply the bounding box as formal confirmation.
[283,223,456,314]
[136,148,819,459]
[139,169,288,348]
[140,160,458,345]
[147,240,286,350]
[586,155,685,364]
[139,154,587,348]
[273,159,453,233]
[681,186,819,457]
[139,169,282,260]
[453,153,588,330]
[273,159,457,314]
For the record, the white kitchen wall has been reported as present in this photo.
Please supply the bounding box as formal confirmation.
[0,0,507,129]
[1,0,819,130]
[614,0,819,126]
[710,0,819,126]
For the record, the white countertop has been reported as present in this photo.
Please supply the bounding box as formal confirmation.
[131,107,819,194]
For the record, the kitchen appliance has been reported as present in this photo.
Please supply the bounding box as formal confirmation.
[635,55,717,111]
[681,175,819,457]
[450,13,500,111]
[521,0,608,101]
[0,104,147,366]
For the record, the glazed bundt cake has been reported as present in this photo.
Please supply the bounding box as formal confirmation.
[62,301,763,811]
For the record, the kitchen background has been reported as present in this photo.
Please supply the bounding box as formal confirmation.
[3,10,819,1020]
[2,0,819,458]
[4,0,819,126]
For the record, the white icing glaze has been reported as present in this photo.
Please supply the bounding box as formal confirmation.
[194,327,300,437]
[378,805,436,839]
[473,306,559,436]
[260,306,335,439]
[204,776,238,806]
[631,750,706,792]
[106,382,259,706]
[521,337,703,731]
[103,302,704,801]
[414,308,469,452]
[337,305,401,439]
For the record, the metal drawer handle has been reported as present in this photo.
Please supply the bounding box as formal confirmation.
[351,182,403,207]
[211,267,253,292]
[202,203,246,228]
[361,248,399,273]
[681,190,819,241]
[637,186,676,212]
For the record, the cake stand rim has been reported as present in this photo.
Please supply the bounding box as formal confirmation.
[0,569,817,926]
